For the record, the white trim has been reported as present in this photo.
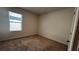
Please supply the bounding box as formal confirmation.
[68,7,79,51]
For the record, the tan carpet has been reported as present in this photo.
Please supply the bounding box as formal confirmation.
[0,35,67,51]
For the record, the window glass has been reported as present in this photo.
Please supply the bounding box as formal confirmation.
[9,11,22,31]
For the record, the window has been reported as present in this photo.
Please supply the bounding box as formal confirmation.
[9,11,22,31]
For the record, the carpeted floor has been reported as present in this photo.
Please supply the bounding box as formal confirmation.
[0,35,67,51]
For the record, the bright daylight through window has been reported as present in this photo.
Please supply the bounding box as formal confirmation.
[9,11,22,31]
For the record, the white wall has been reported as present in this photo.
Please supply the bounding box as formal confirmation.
[38,8,74,45]
[0,7,37,41]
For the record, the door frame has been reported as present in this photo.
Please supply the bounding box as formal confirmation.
[68,7,79,51]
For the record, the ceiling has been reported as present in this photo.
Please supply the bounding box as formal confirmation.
[21,7,68,15]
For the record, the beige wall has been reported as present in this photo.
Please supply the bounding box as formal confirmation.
[0,7,37,41]
[38,8,74,44]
